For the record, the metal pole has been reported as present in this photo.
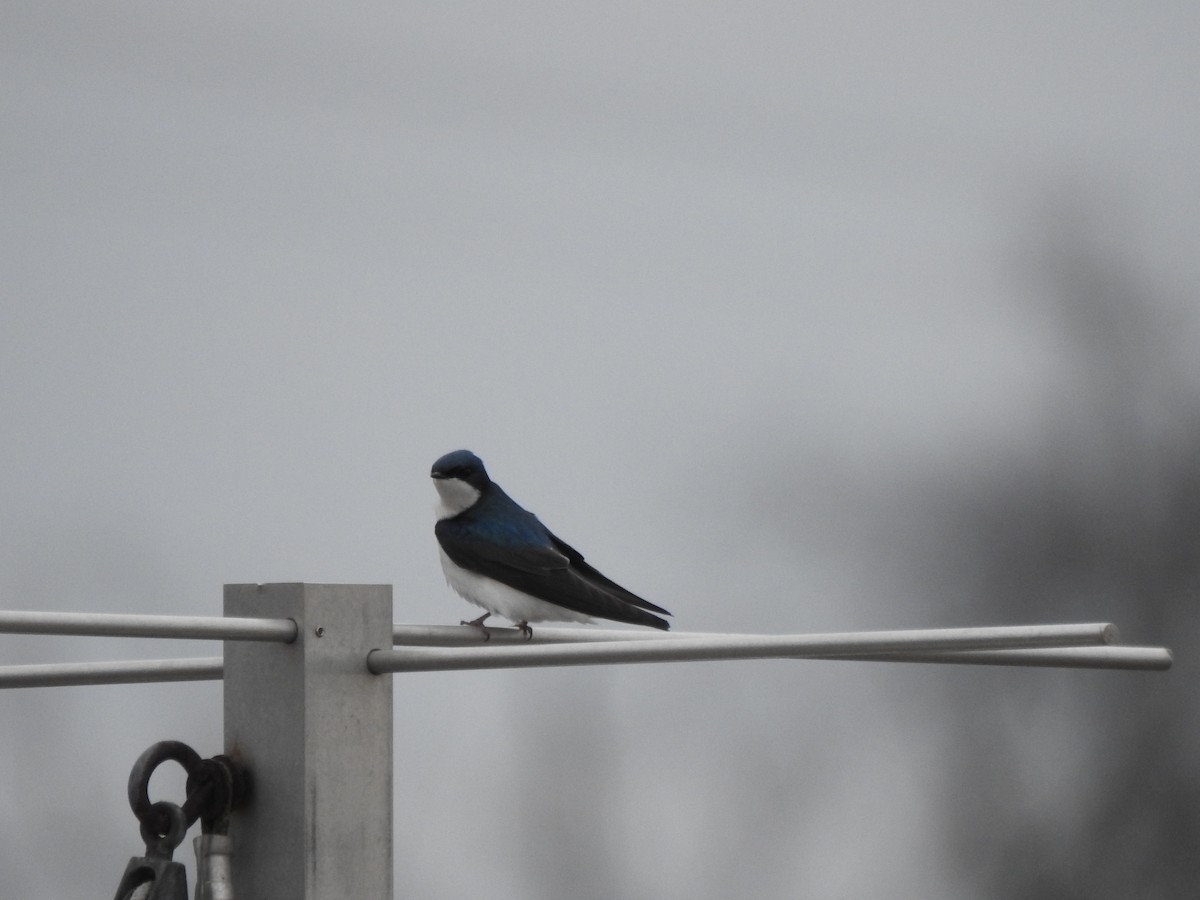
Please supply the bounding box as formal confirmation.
[0,635,1172,688]
[391,622,1118,647]
[827,646,1173,670]
[0,657,223,688]
[368,623,1123,673]
[0,610,297,642]
[223,583,393,900]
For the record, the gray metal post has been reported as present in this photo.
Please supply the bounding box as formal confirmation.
[224,583,393,899]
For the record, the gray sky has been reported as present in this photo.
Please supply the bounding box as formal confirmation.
[3,3,1197,897]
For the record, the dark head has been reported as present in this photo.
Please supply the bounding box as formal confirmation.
[430,449,489,487]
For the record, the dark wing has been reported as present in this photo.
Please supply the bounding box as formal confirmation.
[436,491,670,630]
[546,531,672,617]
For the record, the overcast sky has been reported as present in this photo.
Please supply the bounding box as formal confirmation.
[3,3,1197,897]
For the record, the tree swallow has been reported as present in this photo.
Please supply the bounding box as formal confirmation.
[431,449,672,638]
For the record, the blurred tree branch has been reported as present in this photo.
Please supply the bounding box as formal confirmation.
[932,194,1199,899]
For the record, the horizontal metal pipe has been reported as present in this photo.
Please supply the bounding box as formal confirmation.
[371,640,1171,674]
[825,646,1172,670]
[370,623,1120,673]
[392,622,1119,648]
[0,635,1170,688]
[0,657,224,689]
[0,610,297,642]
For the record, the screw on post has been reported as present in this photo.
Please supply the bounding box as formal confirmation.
[112,741,249,900]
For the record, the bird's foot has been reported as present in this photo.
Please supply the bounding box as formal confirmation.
[460,613,492,641]
[514,621,533,640]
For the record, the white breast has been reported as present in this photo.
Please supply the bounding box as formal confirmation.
[438,548,593,625]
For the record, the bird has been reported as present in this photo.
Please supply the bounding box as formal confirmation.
[430,449,671,638]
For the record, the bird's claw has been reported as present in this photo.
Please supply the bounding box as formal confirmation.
[514,621,533,640]
[461,614,492,641]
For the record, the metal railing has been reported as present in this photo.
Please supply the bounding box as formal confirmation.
[0,609,1173,688]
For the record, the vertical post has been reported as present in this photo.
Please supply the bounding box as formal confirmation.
[223,583,393,898]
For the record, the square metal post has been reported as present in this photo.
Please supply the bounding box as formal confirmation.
[224,583,393,899]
